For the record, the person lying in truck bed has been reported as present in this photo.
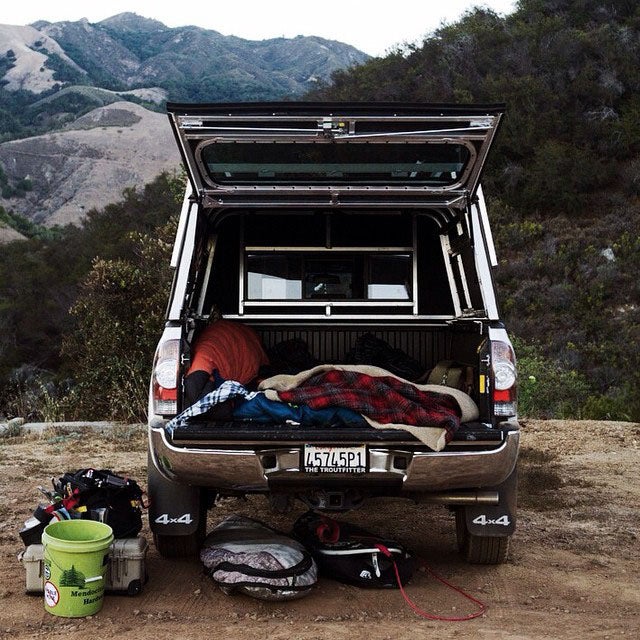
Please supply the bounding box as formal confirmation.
[183,318,269,406]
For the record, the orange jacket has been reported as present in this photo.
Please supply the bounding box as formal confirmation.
[187,320,269,385]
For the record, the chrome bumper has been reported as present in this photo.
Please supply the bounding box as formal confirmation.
[148,423,519,494]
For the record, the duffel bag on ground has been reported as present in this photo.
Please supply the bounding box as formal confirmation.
[292,511,415,588]
[200,515,317,601]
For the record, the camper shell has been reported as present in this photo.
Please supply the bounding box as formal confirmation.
[148,102,519,564]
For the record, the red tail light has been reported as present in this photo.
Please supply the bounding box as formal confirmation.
[492,341,517,417]
[152,339,180,416]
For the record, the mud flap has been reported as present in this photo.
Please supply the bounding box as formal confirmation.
[148,452,204,536]
[464,467,517,537]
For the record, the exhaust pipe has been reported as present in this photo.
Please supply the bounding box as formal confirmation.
[414,491,499,505]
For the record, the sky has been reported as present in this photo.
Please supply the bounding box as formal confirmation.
[2,0,517,57]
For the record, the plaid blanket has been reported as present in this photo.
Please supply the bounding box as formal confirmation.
[277,369,462,442]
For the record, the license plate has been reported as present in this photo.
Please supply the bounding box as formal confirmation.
[304,445,366,474]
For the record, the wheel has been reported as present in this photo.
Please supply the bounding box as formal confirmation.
[126,579,142,596]
[455,508,510,564]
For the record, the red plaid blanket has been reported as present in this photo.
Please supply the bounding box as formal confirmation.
[278,370,462,441]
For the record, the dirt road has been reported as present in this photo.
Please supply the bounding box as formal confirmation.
[1,419,638,639]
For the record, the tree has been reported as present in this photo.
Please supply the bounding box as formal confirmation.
[0,171,185,420]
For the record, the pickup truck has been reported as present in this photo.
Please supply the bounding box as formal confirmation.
[148,102,519,564]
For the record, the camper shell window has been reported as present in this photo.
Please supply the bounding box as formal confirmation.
[237,211,418,317]
[200,141,470,186]
[245,252,412,302]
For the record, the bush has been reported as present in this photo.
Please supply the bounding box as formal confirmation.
[62,219,176,421]
[0,365,72,422]
[513,336,640,420]
[514,336,593,418]
[520,141,613,215]
[581,392,635,422]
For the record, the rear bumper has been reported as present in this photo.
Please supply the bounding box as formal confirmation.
[148,420,519,495]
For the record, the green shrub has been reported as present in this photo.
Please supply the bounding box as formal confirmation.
[520,141,613,215]
[514,336,593,418]
[513,336,640,420]
[581,393,634,422]
[0,365,72,422]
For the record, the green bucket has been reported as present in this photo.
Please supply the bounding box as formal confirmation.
[42,519,114,617]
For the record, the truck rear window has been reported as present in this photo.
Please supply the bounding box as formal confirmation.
[246,252,412,302]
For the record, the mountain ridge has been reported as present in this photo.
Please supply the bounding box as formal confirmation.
[0,13,368,226]
[1,13,367,102]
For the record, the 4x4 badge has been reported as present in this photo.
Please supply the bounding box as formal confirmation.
[155,513,193,525]
[472,515,511,526]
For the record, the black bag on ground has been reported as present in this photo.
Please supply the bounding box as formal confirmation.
[292,511,415,588]
[201,515,318,601]
[54,468,144,538]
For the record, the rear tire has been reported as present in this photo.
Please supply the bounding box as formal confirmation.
[455,508,510,564]
[148,451,210,557]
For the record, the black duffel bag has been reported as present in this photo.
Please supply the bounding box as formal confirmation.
[292,511,415,588]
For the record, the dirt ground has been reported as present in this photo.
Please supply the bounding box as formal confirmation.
[0,419,638,639]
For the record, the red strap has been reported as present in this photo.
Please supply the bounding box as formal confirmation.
[43,494,80,514]
[316,516,340,543]
[374,544,486,622]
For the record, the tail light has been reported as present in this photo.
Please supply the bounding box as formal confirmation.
[491,340,517,417]
[152,339,180,416]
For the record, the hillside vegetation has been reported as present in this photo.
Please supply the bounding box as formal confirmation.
[0,101,180,226]
[0,0,638,422]
[310,0,640,420]
[0,173,181,421]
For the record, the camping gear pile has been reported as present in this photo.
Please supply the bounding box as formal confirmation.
[17,467,485,618]
[19,469,148,599]
[19,468,145,545]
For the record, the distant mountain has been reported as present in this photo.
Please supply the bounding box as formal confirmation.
[0,14,366,143]
[0,13,367,120]
[0,101,180,227]
[33,13,367,99]
[0,12,367,227]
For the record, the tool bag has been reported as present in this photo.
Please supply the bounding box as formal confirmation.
[200,515,317,601]
[53,468,144,538]
[292,511,415,588]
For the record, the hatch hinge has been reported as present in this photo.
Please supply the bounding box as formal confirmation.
[319,117,349,139]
